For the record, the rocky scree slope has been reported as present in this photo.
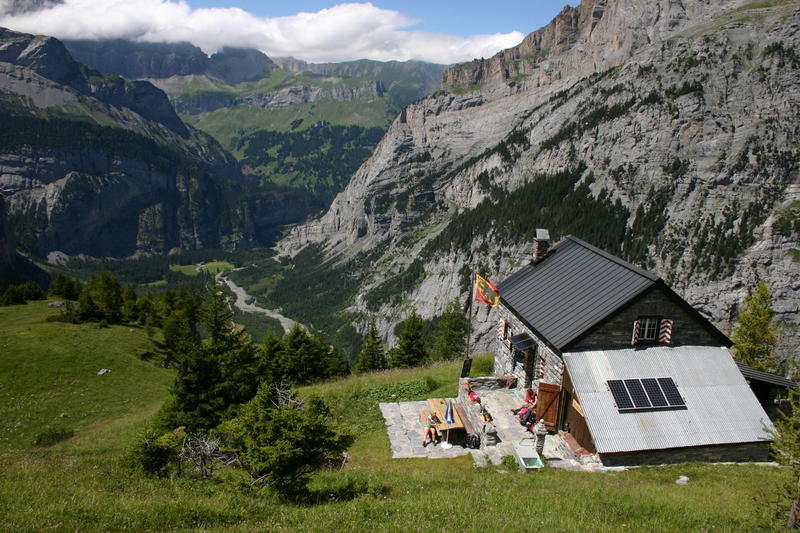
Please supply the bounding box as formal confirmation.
[279,0,800,358]
[0,28,313,259]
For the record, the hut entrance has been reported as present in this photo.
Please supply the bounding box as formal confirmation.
[537,382,562,431]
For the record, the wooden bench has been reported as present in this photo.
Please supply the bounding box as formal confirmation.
[453,403,476,437]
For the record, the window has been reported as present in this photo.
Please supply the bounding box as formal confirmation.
[639,317,660,341]
[607,377,686,412]
[632,317,673,344]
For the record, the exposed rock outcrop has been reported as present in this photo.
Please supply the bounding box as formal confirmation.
[0,28,312,259]
[279,0,800,359]
[0,28,187,135]
[170,79,384,114]
[64,40,276,85]
[442,0,748,92]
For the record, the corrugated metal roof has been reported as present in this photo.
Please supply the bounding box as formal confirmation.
[499,236,657,350]
[736,361,796,388]
[564,345,774,454]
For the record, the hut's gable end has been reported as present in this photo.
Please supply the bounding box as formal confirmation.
[567,285,722,351]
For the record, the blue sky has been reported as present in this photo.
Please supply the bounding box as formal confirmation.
[0,0,579,63]
[188,1,578,37]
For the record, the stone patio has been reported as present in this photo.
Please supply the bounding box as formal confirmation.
[379,401,472,460]
[380,390,619,472]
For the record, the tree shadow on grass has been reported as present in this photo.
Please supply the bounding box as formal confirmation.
[288,477,391,506]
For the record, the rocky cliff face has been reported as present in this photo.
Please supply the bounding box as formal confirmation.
[274,57,446,104]
[0,28,302,259]
[0,28,187,134]
[442,0,748,92]
[170,79,384,114]
[279,0,800,358]
[64,40,276,86]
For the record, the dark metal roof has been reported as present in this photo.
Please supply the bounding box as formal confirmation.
[736,361,795,388]
[499,236,658,351]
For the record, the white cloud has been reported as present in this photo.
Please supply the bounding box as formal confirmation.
[0,1,524,64]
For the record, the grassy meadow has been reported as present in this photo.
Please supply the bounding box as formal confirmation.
[0,301,789,531]
[169,261,234,277]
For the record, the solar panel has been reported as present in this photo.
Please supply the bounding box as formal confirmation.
[642,378,668,407]
[658,377,685,406]
[624,379,651,408]
[608,380,634,409]
[510,334,536,350]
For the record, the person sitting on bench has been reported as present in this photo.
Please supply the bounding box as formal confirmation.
[512,389,538,428]
[422,413,441,447]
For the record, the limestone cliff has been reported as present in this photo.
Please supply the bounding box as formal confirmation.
[279,0,800,359]
[64,41,277,86]
[0,28,306,259]
[168,78,385,114]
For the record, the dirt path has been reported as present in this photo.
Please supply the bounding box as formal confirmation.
[217,273,300,334]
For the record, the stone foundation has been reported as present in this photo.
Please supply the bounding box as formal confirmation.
[599,441,771,466]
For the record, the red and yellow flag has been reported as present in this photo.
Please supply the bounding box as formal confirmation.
[474,274,500,307]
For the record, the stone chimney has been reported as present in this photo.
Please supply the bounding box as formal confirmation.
[533,229,550,262]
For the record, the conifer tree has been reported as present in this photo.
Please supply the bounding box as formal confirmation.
[223,383,352,498]
[431,299,469,361]
[161,285,265,430]
[353,320,387,373]
[771,384,800,528]
[391,309,428,368]
[731,281,780,373]
[78,284,98,320]
[92,271,123,321]
[276,325,330,385]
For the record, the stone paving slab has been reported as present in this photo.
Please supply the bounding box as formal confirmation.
[379,401,473,460]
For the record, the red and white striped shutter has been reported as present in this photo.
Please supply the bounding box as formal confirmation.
[497,320,506,341]
[659,319,674,343]
[631,320,641,345]
[539,358,546,378]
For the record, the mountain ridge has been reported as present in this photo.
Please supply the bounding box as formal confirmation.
[276,0,800,358]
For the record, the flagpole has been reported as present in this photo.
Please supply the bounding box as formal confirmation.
[467,270,473,358]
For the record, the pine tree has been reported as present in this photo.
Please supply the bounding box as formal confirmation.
[771,384,800,528]
[223,383,353,498]
[276,325,329,385]
[731,281,780,373]
[78,284,98,320]
[92,271,123,322]
[161,285,266,430]
[431,299,469,361]
[353,320,387,373]
[391,309,428,368]
[121,286,138,321]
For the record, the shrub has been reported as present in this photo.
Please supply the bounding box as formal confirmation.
[501,455,520,472]
[122,426,182,477]
[33,427,75,447]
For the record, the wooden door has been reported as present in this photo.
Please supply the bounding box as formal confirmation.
[537,382,562,431]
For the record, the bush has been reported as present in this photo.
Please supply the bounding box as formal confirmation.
[122,426,182,477]
[33,427,75,447]
[501,455,519,472]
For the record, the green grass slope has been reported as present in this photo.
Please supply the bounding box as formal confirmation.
[0,301,172,451]
[0,307,787,531]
